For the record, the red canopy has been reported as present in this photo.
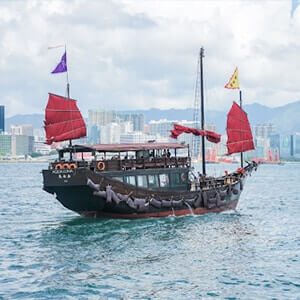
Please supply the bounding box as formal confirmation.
[170,124,221,143]
[44,93,86,145]
[226,101,255,155]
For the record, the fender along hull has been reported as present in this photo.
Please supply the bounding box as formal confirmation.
[79,200,239,219]
[43,168,245,219]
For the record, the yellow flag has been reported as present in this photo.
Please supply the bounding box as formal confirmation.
[225,67,239,89]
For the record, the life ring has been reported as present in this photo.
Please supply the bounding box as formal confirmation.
[97,161,105,171]
[63,163,71,169]
[55,164,63,170]
[69,163,77,169]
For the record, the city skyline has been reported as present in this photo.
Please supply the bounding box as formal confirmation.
[1,105,299,160]
[1,1,300,118]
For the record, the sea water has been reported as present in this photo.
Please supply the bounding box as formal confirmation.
[0,162,299,299]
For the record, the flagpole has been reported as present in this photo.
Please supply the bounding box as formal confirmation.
[65,44,70,99]
[65,44,72,151]
[239,90,243,168]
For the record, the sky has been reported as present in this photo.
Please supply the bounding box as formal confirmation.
[0,0,300,117]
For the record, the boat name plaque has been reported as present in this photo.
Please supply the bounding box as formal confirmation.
[52,169,74,175]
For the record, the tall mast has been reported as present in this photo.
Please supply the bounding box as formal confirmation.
[192,50,201,158]
[199,47,206,175]
[192,47,206,175]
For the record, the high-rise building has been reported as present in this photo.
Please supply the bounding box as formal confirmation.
[120,132,169,144]
[99,123,121,144]
[120,121,133,134]
[88,110,116,143]
[254,136,270,158]
[11,124,34,136]
[88,110,116,127]
[11,135,34,156]
[294,133,300,158]
[0,133,34,156]
[117,113,145,132]
[149,119,174,137]
[254,123,275,138]
[0,134,11,155]
[87,109,143,143]
[89,125,100,144]
[0,105,4,133]
[269,134,294,158]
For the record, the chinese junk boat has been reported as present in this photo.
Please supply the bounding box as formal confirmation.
[42,49,257,219]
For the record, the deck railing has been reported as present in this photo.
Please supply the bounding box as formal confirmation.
[51,156,191,171]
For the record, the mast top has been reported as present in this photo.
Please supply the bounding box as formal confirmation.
[200,47,204,57]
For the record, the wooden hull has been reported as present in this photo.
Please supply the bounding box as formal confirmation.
[79,200,238,219]
[42,166,250,219]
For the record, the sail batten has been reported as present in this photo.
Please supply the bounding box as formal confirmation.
[44,118,85,128]
[44,93,86,145]
[226,101,254,155]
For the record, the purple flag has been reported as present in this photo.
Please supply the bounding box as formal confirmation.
[51,51,67,74]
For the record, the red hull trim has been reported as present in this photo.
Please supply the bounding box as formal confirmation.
[79,200,238,219]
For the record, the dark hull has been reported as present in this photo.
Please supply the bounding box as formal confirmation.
[79,200,238,219]
[42,166,251,219]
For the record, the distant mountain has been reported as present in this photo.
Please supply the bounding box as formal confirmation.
[5,101,300,134]
[5,114,44,130]
[243,101,300,134]
[130,101,300,134]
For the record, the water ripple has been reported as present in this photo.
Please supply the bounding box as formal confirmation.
[0,163,299,299]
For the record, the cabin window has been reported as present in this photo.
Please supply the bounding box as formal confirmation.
[137,175,148,188]
[148,175,159,188]
[159,174,169,188]
[124,176,136,186]
[170,173,181,186]
[112,176,123,182]
[136,150,149,159]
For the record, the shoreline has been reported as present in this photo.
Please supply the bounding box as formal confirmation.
[0,160,50,163]
[1,160,300,164]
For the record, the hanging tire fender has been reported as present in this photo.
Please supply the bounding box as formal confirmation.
[207,196,217,209]
[106,185,112,203]
[202,191,208,208]
[111,191,121,205]
[194,194,202,208]
[162,200,172,208]
[87,178,100,191]
[216,192,223,207]
[150,198,162,208]
[126,198,137,209]
[93,190,106,197]
[227,184,232,197]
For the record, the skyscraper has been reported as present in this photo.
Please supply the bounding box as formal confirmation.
[0,105,4,133]
[117,113,145,132]
[10,124,34,136]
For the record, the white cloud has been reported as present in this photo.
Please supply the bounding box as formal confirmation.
[0,0,300,117]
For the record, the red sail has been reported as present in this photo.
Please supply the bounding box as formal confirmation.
[44,93,86,145]
[226,101,254,155]
[170,124,221,143]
